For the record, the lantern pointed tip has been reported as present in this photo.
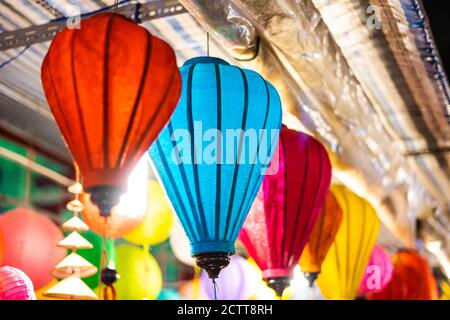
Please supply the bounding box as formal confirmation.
[304,272,319,288]
[194,252,230,279]
[266,277,291,298]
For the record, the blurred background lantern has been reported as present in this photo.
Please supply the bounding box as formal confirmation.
[358,245,393,295]
[124,179,174,246]
[317,185,380,300]
[150,56,282,279]
[300,191,343,287]
[0,266,36,300]
[240,127,332,297]
[41,12,181,216]
[115,244,162,300]
[81,156,148,239]
[169,219,196,267]
[0,207,66,289]
[200,255,254,300]
[369,250,438,300]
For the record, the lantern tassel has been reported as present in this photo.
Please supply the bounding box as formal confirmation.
[212,278,218,301]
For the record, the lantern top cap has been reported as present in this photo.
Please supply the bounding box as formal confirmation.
[183,56,229,67]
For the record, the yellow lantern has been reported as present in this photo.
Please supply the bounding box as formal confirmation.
[317,185,380,299]
[115,244,162,300]
[124,180,174,246]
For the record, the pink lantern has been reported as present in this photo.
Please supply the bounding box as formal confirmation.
[0,208,66,289]
[0,266,36,300]
[358,245,393,294]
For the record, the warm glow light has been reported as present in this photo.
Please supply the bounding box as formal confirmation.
[426,240,450,279]
[115,156,149,218]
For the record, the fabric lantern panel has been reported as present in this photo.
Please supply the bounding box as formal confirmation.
[41,13,181,215]
[300,191,343,286]
[317,185,380,300]
[200,255,254,300]
[115,244,162,300]
[0,208,66,289]
[358,245,393,295]
[0,266,36,300]
[150,56,282,277]
[239,126,332,296]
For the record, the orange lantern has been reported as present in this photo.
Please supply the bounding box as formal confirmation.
[41,13,181,216]
[368,250,438,300]
[299,191,343,287]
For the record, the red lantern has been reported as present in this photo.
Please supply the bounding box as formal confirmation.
[0,208,66,289]
[368,250,438,300]
[41,13,181,215]
[239,126,332,296]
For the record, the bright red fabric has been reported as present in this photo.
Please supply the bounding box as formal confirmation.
[239,126,332,279]
[41,13,181,190]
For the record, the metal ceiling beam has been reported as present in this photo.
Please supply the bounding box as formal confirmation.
[0,0,187,51]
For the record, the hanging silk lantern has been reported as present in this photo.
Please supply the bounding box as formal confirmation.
[299,191,343,287]
[0,208,66,289]
[41,13,181,216]
[317,185,380,300]
[0,266,36,300]
[81,156,148,238]
[200,255,254,300]
[115,244,162,300]
[358,245,393,295]
[124,179,174,246]
[368,250,438,300]
[239,126,332,297]
[149,56,282,278]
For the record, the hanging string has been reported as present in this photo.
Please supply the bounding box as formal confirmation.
[212,278,218,300]
[0,45,30,71]
[309,286,315,300]
[206,32,210,56]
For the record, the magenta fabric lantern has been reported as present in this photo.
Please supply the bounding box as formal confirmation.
[200,255,253,300]
[0,266,36,300]
[358,245,394,295]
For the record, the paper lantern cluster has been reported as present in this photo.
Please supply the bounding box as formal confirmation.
[32,9,440,302]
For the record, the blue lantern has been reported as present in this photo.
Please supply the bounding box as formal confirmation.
[149,57,282,278]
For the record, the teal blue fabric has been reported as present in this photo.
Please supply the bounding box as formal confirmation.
[149,57,282,255]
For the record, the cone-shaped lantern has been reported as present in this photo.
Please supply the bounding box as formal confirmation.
[45,179,98,300]
[300,191,343,287]
[44,276,98,300]
[150,56,282,279]
[41,13,181,216]
[62,216,89,232]
[239,126,332,297]
[58,232,93,249]
[317,185,380,300]
[52,253,98,278]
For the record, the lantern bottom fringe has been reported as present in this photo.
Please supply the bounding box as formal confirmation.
[265,276,291,297]
[87,185,123,216]
[193,252,230,279]
[303,272,319,288]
